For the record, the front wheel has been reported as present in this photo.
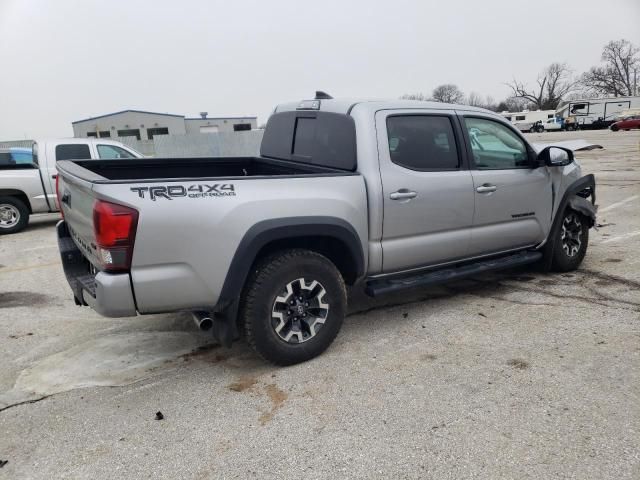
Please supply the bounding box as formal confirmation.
[550,210,589,272]
[0,196,29,234]
[240,249,347,365]
[610,125,619,132]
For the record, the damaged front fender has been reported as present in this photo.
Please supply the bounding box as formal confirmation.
[568,194,597,227]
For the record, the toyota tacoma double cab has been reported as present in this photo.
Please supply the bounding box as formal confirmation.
[55,93,596,365]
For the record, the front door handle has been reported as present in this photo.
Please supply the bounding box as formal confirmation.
[390,190,417,200]
[476,184,497,193]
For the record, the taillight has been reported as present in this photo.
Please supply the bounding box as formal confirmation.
[93,200,138,272]
[55,174,64,218]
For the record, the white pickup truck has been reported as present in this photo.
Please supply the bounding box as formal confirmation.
[0,139,141,234]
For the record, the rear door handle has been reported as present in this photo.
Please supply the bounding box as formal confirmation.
[390,190,417,200]
[476,184,497,193]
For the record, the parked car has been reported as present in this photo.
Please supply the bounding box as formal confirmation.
[0,139,141,234]
[55,94,597,365]
[610,115,640,131]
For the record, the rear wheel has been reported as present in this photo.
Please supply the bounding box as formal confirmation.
[0,196,29,234]
[550,210,589,272]
[240,249,347,365]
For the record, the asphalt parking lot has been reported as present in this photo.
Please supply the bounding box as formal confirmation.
[1,129,639,479]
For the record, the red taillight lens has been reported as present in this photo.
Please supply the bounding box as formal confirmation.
[55,174,64,218]
[93,200,138,271]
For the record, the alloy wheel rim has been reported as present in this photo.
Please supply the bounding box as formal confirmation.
[0,204,20,228]
[271,277,329,344]
[561,213,582,257]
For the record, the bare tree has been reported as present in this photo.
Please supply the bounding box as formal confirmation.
[431,84,464,103]
[466,92,484,107]
[507,63,576,110]
[465,92,498,110]
[563,91,597,101]
[495,97,534,113]
[400,93,428,101]
[581,39,639,96]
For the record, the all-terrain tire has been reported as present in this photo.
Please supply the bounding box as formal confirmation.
[240,249,347,365]
[550,209,589,272]
[0,196,29,234]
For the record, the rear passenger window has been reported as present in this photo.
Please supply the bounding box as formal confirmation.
[97,145,135,159]
[56,144,91,161]
[386,116,459,170]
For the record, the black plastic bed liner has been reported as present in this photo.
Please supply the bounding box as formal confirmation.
[72,156,345,181]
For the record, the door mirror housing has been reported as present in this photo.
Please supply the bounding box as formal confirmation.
[538,146,574,167]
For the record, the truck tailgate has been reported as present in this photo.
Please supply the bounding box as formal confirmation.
[57,172,103,268]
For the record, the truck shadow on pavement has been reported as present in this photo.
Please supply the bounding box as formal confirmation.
[348,266,640,317]
[2,266,637,412]
[21,215,60,234]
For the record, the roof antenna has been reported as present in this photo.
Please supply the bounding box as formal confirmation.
[315,91,333,100]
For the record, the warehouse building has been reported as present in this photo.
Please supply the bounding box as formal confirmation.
[72,110,257,140]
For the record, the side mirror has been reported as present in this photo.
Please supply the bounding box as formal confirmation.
[538,146,574,167]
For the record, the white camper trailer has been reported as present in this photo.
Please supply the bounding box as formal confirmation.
[555,96,640,130]
[500,109,556,132]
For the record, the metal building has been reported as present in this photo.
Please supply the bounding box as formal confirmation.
[72,110,257,140]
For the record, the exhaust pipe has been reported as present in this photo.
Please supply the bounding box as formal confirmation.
[192,311,213,331]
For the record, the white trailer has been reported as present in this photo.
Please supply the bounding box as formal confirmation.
[555,96,640,130]
[500,109,556,132]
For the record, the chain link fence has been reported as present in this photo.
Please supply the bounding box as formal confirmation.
[113,131,264,157]
[0,140,34,149]
[0,131,264,158]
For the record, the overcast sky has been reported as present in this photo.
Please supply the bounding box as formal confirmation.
[1,0,638,139]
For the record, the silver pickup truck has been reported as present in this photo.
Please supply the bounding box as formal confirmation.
[56,93,597,365]
[0,139,141,234]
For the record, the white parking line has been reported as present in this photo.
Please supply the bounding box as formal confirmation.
[21,245,58,252]
[601,230,640,244]
[599,195,639,213]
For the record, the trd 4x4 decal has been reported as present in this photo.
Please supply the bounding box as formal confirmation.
[131,184,236,201]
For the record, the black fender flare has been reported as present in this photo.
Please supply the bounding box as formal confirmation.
[211,216,365,345]
[541,174,596,270]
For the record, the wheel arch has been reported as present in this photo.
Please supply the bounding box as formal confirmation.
[541,174,596,270]
[217,217,365,312]
[0,189,32,213]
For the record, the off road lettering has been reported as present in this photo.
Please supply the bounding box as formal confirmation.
[131,184,235,200]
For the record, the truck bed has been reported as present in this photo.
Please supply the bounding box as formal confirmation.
[56,153,367,316]
[63,156,349,183]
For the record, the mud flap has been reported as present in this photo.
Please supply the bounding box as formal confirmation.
[211,299,240,348]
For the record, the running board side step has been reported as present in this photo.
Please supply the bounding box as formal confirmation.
[365,250,543,297]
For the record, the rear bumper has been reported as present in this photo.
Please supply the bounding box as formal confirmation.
[57,220,137,317]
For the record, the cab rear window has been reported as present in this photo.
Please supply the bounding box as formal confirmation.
[261,111,357,171]
[56,144,91,161]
